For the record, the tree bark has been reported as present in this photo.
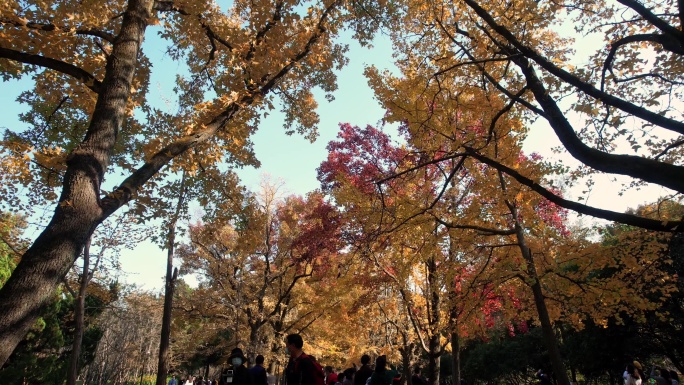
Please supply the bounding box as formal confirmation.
[156,176,186,385]
[512,209,570,385]
[0,0,154,366]
[450,331,460,385]
[67,237,92,385]
[426,257,441,385]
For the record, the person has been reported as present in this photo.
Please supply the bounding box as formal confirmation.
[670,371,680,385]
[336,373,346,385]
[250,355,269,385]
[343,368,356,385]
[222,348,253,385]
[625,363,643,385]
[368,355,399,385]
[355,355,373,385]
[650,367,670,385]
[411,367,428,385]
[536,370,551,385]
[326,366,339,385]
[627,362,644,385]
[284,333,325,385]
[169,375,178,385]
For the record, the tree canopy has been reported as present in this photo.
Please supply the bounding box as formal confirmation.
[1,0,683,383]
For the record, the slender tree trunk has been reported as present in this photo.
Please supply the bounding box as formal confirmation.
[450,331,460,385]
[155,262,178,385]
[427,343,441,385]
[0,0,154,366]
[426,257,441,385]
[399,333,412,385]
[67,237,93,385]
[156,176,186,385]
[499,171,570,385]
[513,215,570,385]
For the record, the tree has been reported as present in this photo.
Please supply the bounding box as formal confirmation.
[0,212,27,287]
[0,0,379,364]
[156,173,187,385]
[64,214,137,385]
[596,201,684,371]
[319,122,677,385]
[80,289,163,384]
[364,0,684,232]
[176,183,344,371]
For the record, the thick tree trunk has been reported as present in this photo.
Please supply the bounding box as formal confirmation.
[0,0,154,366]
[426,343,441,385]
[67,237,92,385]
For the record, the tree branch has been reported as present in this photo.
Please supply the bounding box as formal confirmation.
[512,53,684,194]
[463,147,683,232]
[100,0,343,219]
[461,0,684,135]
[602,33,684,91]
[615,0,684,40]
[434,217,516,235]
[0,47,102,93]
[0,17,115,43]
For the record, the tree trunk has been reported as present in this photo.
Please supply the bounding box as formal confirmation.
[426,257,441,385]
[427,346,441,385]
[450,332,460,385]
[67,237,92,385]
[399,333,413,385]
[514,218,570,385]
[401,348,411,385]
[155,262,178,385]
[156,176,186,385]
[0,0,154,366]
[499,172,570,385]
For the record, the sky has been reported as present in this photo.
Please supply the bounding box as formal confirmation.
[114,33,397,291]
[0,22,674,292]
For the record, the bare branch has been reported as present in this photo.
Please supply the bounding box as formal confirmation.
[615,0,684,39]
[434,217,516,235]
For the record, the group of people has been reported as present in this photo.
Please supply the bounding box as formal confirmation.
[167,348,269,385]
[624,361,680,385]
[167,375,220,385]
[283,333,414,385]
[171,333,429,385]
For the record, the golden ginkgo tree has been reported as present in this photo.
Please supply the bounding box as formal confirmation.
[367,0,684,230]
[0,0,386,365]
